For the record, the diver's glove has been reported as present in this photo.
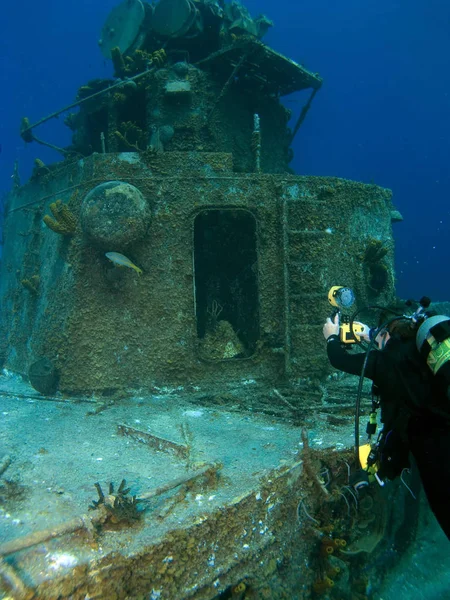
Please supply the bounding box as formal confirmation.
[323,314,340,340]
[354,323,371,342]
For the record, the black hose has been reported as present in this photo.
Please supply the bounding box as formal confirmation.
[352,311,408,466]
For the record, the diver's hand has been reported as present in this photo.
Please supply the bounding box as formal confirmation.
[354,322,371,342]
[323,314,340,340]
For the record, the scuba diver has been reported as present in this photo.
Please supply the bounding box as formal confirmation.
[322,307,450,541]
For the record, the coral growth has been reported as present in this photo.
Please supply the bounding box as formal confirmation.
[232,581,247,597]
[76,79,111,102]
[111,47,167,78]
[297,435,387,596]
[317,184,336,199]
[362,239,391,294]
[320,537,347,557]
[199,320,245,360]
[111,46,127,78]
[114,121,147,152]
[310,537,346,595]
[363,239,389,264]
[31,158,51,180]
[89,479,141,526]
[20,116,33,143]
[368,262,389,293]
[151,49,167,68]
[21,275,40,295]
[313,576,334,595]
[43,199,77,236]
[113,92,127,105]
[132,48,166,72]
[148,125,175,152]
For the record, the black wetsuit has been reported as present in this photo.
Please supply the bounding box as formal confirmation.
[327,334,450,541]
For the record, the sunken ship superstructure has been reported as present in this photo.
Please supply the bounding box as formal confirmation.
[0,0,398,395]
[0,3,421,600]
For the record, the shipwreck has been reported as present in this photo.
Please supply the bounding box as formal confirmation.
[0,1,417,599]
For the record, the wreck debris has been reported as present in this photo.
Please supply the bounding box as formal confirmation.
[19,117,34,143]
[21,119,69,157]
[0,557,33,600]
[297,498,320,525]
[18,63,159,150]
[301,428,330,499]
[0,463,219,557]
[197,38,322,96]
[296,437,389,568]
[28,357,59,396]
[290,87,320,143]
[0,512,102,558]
[11,160,21,190]
[117,423,190,460]
[207,52,248,121]
[272,388,299,413]
[178,422,194,469]
[339,484,388,555]
[138,463,220,502]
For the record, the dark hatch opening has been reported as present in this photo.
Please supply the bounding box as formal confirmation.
[194,209,259,358]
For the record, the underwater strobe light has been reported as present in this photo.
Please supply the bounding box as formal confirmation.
[416,314,450,394]
[327,286,355,312]
[327,286,365,344]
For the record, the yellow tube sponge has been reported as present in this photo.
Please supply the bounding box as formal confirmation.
[313,576,334,595]
[43,199,77,236]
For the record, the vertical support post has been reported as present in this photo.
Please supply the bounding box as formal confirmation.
[281,195,291,375]
[252,113,261,173]
[100,132,106,154]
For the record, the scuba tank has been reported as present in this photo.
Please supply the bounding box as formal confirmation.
[416,314,450,399]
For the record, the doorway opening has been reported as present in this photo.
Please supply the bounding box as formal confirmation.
[194,209,259,359]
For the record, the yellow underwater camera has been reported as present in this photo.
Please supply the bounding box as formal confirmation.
[327,286,366,344]
[327,290,450,488]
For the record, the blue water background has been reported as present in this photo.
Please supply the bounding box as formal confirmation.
[0,0,449,300]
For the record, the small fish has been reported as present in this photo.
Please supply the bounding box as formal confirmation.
[105,252,142,275]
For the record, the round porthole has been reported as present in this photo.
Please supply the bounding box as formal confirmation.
[80,181,150,250]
